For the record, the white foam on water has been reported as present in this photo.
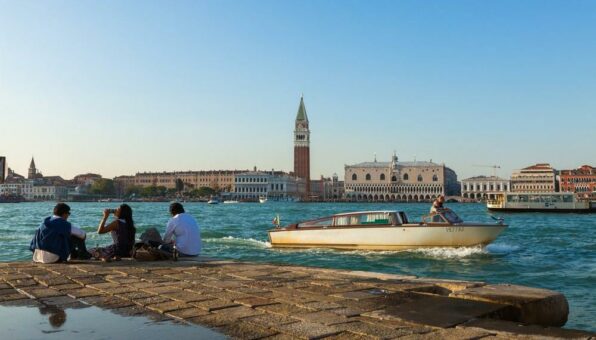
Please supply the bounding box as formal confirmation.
[485,243,520,254]
[409,245,487,258]
[204,236,272,248]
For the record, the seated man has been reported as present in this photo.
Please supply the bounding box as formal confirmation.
[30,203,90,263]
[161,203,201,257]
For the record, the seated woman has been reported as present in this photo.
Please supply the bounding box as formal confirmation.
[90,204,136,261]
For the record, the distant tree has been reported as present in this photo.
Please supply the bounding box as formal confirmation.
[90,179,115,196]
[140,186,168,197]
[124,185,142,197]
[194,186,216,197]
[175,179,184,193]
[166,188,178,197]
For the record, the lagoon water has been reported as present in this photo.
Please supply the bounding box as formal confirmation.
[1,202,594,331]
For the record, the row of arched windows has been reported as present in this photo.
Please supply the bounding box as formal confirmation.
[352,173,439,182]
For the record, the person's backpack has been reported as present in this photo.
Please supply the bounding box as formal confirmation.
[132,228,177,261]
[131,242,176,261]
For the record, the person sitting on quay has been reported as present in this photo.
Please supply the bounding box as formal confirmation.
[90,204,136,261]
[160,202,201,257]
[430,195,446,214]
[30,203,90,263]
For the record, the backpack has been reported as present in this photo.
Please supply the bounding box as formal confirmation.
[131,242,177,261]
[131,228,177,261]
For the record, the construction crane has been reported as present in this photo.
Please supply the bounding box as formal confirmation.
[472,164,501,177]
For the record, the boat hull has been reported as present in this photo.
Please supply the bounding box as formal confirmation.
[268,224,506,250]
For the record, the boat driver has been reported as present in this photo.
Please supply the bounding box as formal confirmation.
[430,195,445,214]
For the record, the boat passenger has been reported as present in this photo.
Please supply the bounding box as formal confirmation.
[90,204,136,261]
[160,202,201,257]
[30,203,90,263]
[430,195,445,214]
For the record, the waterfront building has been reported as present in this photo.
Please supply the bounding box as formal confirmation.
[310,174,345,200]
[0,156,6,184]
[232,170,305,201]
[510,163,557,193]
[73,173,102,185]
[23,184,67,201]
[4,168,25,183]
[293,95,311,194]
[0,182,29,196]
[114,170,247,192]
[559,165,596,199]
[344,153,459,202]
[461,176,509,200]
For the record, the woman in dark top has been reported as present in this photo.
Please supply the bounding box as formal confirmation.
[90,204,136,261]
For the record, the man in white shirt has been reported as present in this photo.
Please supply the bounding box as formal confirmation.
[162,202,201,257]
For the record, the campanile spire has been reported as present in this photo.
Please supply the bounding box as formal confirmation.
[293,95,311,194]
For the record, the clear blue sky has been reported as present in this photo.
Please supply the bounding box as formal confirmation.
[1,0,595,180]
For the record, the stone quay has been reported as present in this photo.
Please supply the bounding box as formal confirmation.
[0,258,593,339]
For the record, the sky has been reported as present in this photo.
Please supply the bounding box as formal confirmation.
[1,0,595,180]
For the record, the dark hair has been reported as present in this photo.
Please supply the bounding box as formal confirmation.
[53,203,71,216]
[169,202,185,215]
[118,204,136,240]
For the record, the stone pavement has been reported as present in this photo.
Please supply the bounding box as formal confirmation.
[0,259,593,340]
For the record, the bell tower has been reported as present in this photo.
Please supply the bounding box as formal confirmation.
[293,95,310,194]
[28,157,37,179]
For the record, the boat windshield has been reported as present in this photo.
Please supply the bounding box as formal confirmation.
[442,210,463,224]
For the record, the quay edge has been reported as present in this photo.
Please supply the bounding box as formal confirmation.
[0,258,593,339]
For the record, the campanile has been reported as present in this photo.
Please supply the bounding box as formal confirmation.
[293,95,310,193]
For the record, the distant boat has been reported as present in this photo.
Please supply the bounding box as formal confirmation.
[223,200,239,204]
[259,196,268,204]
[207,196,220,205]
[487,192,596,213]
[269,209,507,250]
[98,198,124,203]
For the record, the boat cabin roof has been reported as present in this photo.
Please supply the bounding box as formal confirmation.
[332,210,397,217]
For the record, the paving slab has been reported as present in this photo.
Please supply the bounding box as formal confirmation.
[17,287,65,299]
[146,300,193,313]
[234,296,279,308]
[363,294,508,328]
[451,284,570,327]
[166,307,211,319]
[459,318,595,339]
[335,320,416,339]
[243,313,300,328]
[398,327,494,340]
[63,287,103,298]
[257,302,314,316]
[192,298,241,311]
[291,310,355,326]
[218,320,279,340]
[271,320,343,339]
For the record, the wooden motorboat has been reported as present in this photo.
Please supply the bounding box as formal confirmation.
[268,209,507,250]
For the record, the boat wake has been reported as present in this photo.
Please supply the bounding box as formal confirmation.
[203,236,272,248]
[408,243,520,259]
[409,246,486,258]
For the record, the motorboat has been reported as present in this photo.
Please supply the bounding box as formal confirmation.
[487,192,596,213]
[207,196,220,205]
[223,200,239,204]
[259,196,268,204]
[268,209,507,250]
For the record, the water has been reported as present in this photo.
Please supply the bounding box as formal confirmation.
[0,299,225,339]
[1,202,594,331]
